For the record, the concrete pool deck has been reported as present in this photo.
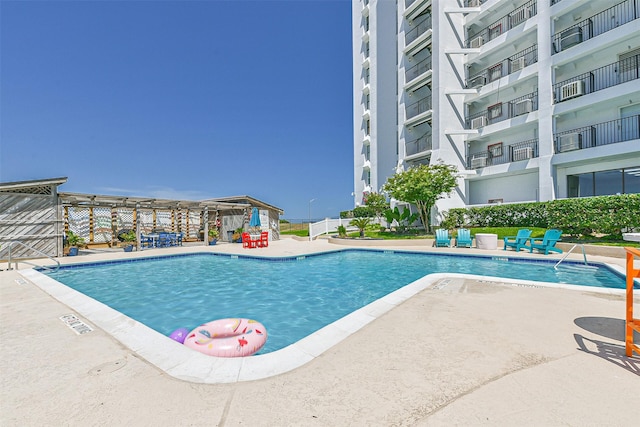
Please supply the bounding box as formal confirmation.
[1,238,639,425]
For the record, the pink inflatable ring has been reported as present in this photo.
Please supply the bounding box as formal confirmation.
[183,318,267,357]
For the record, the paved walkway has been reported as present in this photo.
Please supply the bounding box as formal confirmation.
[1,238,638,426]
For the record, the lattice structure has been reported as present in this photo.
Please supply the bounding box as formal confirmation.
[68,207,90,241]
[138,210,154,233]
[187,210,200,239]
[156,210,172,231]
[116,208,134,231]
[93,207,112,243]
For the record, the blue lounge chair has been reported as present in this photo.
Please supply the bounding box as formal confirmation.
[435,229,451,247]
[525,229,563,255]
[503,228,532,252]
[455,228,473,248]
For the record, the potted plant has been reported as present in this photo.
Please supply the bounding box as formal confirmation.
[232,227,244,243]
[65,231,85,256]
[208,229,219,245]
[121,231,136,252]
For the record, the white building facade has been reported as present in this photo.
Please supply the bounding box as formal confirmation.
[353,0,640,223]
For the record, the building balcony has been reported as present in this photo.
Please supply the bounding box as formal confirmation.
[405,56,432,87]
[552,0,639,54]
[404,0,431,22]
[554,114,640,154]
[467,45,537,89]
[467,139,538,169]
[405,12,432,45]
[465,0,537,48]
[467,91,538,129]
[553,53,639,103]
[405,95,432,127]
[405,134,432,157]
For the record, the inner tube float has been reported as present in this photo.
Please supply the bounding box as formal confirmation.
[183,318,267,357]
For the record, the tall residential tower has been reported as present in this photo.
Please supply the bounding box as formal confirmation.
[353,0,640,221]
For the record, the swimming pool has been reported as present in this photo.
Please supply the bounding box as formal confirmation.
[44,249,629,354]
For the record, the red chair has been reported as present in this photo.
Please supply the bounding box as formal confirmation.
[257,231,269,248]
[242,232,257,248]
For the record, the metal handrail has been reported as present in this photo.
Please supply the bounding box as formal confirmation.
[554,244,588,269]
[4,241,60,272]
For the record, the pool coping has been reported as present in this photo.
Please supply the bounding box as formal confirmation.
[18,250,630,384]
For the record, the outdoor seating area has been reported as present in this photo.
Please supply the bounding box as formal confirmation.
[140,232,183,249]
[525,229,563,254]
[435,229,451,247]
[455,228,473,248]
[242,231,269,249]
[503,229,532,252]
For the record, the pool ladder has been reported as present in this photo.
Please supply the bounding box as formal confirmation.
[553,244,589,270]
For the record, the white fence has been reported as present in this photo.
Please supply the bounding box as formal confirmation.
[308,217,381,241]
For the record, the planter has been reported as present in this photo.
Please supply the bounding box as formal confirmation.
[209,239,217,246]
[68,247,78,256]
[123,244,134,252]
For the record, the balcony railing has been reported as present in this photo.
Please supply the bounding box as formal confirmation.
[406,95,432,119]
[552,0,640,54]
[467,139,539,169]
[554,114,640,153]
[467,45,538,88]
[467,91,538,129]
[406,134,432,156]
[466,0,537,48]
[406,55,432,83]
[553,54,640,103]
[405,12,432,45]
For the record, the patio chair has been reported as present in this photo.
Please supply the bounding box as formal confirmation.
[257,231,269,248]
[455,228,473,248]
[140,234,154,249]
[503,228,532,252]
[435,229,451,247]
[242,232,257,249]
[158,232,172,247]
[525,229,563,255]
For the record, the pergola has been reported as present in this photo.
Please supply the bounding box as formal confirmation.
[60,192,252,247]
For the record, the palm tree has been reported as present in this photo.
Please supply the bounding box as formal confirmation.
[350,217,371,238]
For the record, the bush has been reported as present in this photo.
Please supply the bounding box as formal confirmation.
[441,194,639,237]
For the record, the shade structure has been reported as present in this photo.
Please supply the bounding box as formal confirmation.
[249,207,261,228]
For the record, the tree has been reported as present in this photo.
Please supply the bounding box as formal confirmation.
[350,217,371,238]
[382,162,459,233]
[363,192,389,223]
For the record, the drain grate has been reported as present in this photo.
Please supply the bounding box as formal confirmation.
[15,278,27,285]
[60,313,94,335]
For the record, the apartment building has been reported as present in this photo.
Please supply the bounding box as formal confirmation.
[353,0,640,222]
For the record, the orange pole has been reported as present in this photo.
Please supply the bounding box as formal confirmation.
[624,247,640,357]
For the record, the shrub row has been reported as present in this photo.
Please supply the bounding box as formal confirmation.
[441,194,640,237]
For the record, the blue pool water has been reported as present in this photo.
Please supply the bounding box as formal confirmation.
[45,250,629,354]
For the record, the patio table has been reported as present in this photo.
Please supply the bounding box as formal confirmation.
[476,233,498,250]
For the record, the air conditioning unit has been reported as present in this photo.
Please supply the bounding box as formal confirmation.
[468,74,486,88]
[471,116,487,129]
[510,6,532,27]
[513,99,533,116]
[560,81,585,101]
[510,57,526,73]
[558,133,581,152]
[470,36,484,48]
[559,26,582,51]
[512,147,533,161]
[471,156,487,169]
[468,0,481,7]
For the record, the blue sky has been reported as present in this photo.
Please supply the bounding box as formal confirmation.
[0,0,353,220]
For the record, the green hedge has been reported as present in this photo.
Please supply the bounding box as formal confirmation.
[441,194,640,237]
